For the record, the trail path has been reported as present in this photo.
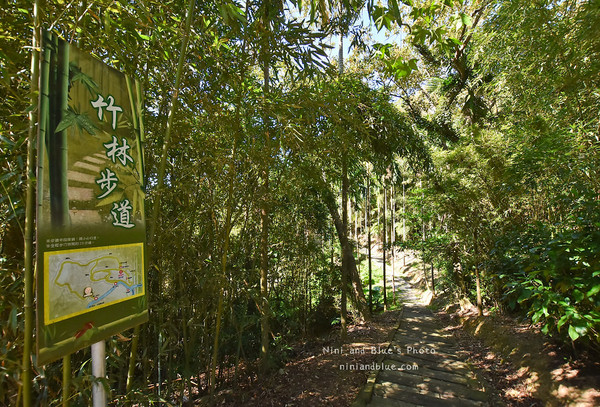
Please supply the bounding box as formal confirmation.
[354,249,490,406]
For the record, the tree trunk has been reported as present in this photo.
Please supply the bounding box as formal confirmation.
[475,265,483,316]
[259,171,270,369]
[391,184,396,304]
[367,175,372,313]
[402,180,406,267]
[431,263,435,296]
[383,179,387,310]
[340,152,348,340]
[420,179,428,289]
[323,184,371,320]
[355,201,358,238]
[474,228,483,316]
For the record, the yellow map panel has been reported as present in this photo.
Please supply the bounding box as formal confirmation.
[44,243,144,324]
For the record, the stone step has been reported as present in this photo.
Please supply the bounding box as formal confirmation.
[83,155,108,165]
[73,160,101,173]
[378,366,478,390]
[68,170,96,185]
[361,277,489,407]
[384,349,472,374]
[69,209,102,225]
[375,380,487,405]
[68,186,95,202]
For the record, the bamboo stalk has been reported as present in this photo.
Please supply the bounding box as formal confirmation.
[124,75,145,393]
[124,76,143,181]
[402,179,406,267]
[367,173,372,312]
[130,0,194,396]
[383,178,387,310]
[148,0,195,248]
[48,35,70,228]
[421,178,427,289]
[57,38,72,406]
[124,76,142,393]
[259,4,272,372]
[125,326,139,392]
[391,183,396,304]
[208,51,249,389]
[62,355,71,407]
[22,1,41,405]
[57,38,69,223]
[209,136,238,392]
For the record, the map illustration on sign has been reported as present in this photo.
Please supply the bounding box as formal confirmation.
[44,243,144,324]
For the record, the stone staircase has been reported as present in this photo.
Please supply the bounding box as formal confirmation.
[355,279,490,407]
[67,153,110,225]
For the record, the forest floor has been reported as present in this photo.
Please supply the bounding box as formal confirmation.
[207,310,402,406]
[200,249,600,406]
[434,306,600,406]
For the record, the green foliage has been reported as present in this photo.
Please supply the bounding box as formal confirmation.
[365,0,600,354]
[0,267,23,405]
[499,222,600,346]
[3,0,600,403]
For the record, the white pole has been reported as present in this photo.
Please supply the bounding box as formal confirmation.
[91,341,106,407]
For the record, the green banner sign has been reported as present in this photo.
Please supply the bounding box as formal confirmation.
[36,32,148,366]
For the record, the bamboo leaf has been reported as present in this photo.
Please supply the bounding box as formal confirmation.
[69,63,100,95]
[96,191,124,207]
[54,111,76,133]
[55,107,98,135]
[9,306,17,334]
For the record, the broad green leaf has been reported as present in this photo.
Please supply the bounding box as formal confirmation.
[460,12,472,27]
[0,134,15,147]
[587,285,600,298]
[389,0,401,21]
[568,324,580,341]
[573,289,584,302]
[557,314,569,329]
[69,64,100,95]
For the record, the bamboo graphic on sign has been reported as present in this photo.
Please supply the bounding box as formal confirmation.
[36,30,148,374]
[44,32,71,228]
[22,3,40,404]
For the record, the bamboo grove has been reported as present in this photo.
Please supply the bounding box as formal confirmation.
[1,0,600,405]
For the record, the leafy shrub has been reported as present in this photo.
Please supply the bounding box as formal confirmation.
[501,225,600,348]
[308,296,337,335]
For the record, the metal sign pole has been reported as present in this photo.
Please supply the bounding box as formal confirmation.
[91,341,106,407]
